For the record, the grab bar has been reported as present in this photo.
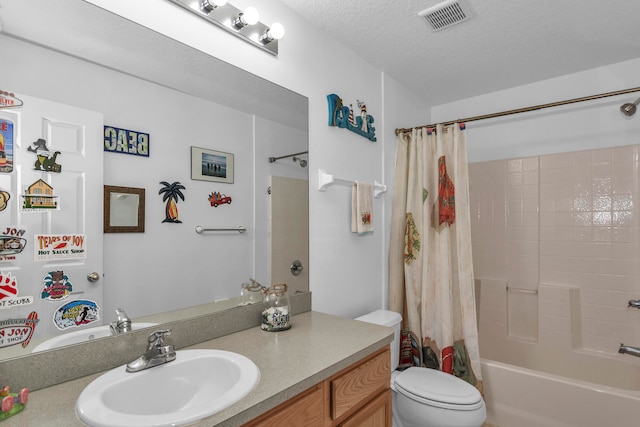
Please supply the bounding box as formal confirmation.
[195,226,246,234]
[628,299,640,309]
[506,286,538,294]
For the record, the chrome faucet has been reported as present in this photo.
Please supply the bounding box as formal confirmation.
[628,300,640,309]
[126,329,176,373]
[619,343,640,358]
[110,308,132,334]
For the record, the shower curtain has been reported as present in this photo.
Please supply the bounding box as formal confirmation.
[389,124,482,392]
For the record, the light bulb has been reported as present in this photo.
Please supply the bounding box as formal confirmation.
[201,0,227,12]
[243,7,259,25]
[269,22,285,40]
[260,22,285,44]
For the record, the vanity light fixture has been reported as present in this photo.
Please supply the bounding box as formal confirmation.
[200,0,227,12]
[260,22,285,44]
[167,0,284,56]
[232,6,259,29]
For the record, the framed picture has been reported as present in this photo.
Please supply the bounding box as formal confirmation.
[191,146,234,184]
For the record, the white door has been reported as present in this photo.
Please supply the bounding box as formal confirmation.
[0,93,103,348]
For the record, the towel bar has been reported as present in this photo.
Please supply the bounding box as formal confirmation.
[195,226,247,234]
[317,169,387,198]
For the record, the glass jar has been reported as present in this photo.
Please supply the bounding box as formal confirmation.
[238,282,264,306]
[261,284,291,331]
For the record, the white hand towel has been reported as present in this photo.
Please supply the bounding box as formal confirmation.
[352,181,373,234]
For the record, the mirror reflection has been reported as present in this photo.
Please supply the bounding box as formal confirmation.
[0,0,309,361]
[110,194,139,227]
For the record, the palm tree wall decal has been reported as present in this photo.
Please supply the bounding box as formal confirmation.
[158,181,185,223]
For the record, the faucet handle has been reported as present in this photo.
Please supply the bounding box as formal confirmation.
[147,329,172,349]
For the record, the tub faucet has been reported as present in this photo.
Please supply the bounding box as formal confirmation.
[110,308,132,334]
[628,299,640,309]
[619,343,640,358]
[126,329,176,373]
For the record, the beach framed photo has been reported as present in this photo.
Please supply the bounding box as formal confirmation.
[191,146,234,184]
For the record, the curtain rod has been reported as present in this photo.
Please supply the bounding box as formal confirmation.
[268,151,308,163]
[394,86,640,135]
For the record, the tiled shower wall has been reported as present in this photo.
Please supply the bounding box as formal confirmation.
[469,144,640,355]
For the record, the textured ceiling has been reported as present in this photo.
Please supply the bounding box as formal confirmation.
[278,0,640,105]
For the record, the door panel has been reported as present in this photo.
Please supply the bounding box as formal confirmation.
[0,93,103,344]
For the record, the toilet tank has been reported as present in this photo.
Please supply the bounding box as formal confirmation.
[355,309,402,371]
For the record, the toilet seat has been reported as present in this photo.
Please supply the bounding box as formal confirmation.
[394,367,484,411]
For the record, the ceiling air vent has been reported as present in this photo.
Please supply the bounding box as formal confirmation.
[418,0,474,32]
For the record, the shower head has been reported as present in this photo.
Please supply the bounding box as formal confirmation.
[620,97,640,117]
[292,156,307,168]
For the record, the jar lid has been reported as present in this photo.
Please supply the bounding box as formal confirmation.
[265,283,288,295]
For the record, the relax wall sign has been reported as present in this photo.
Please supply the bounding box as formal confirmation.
[104,125,149,157]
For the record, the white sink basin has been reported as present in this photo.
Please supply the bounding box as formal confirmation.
[31,323,157,352]
[75,349,260,427]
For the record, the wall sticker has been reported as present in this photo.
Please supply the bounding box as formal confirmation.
[53,299,100,330]
[0,312,39,349]
[0,227,26,262]
[208,191,232,207]
[27,138,62,173]
[0,119,15,173]
[0,272,33,310]
[40,270,73,301]
[104,125,150,157]
[159,181,185,223]
[34,234,86,261]
[21,179,59,211]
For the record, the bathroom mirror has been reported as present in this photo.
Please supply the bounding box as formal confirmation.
[0,0,309,362]
[104,186,145,233]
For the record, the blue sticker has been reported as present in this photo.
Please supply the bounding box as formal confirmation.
[53,299,100,330]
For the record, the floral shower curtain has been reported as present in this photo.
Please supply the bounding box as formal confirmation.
[389,124,482,393]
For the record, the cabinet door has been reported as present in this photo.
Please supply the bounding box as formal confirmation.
[331,349,390,420]
[243,383,324,427]
[339,390,392,427]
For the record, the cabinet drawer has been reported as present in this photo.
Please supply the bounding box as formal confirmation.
[330,348,390,420]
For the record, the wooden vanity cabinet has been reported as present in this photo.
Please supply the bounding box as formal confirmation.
[243,347,391,427]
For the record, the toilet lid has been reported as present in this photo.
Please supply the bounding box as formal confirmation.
[394,367,482,408]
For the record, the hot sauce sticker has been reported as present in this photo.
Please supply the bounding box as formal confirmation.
[34,234,86,261]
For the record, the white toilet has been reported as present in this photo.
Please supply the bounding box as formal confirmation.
[356,309,486,427]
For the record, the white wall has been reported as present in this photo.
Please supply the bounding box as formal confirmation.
[433,58,640,162]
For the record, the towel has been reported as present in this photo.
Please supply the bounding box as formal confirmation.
[351,181,373,234]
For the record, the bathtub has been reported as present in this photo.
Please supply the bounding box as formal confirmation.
[481,353,640,427]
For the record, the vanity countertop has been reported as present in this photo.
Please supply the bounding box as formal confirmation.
[3,311,393,427]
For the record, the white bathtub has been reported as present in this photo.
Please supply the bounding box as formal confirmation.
[481,355,640,427]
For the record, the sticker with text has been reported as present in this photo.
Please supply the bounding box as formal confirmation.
[40,271,73,301]
[53,300,99,330]
[34,234,86,261]
[0,312,39,349]
[0,227,26,262]
[0,272,33,310]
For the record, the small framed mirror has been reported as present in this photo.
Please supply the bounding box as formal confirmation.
[104,185,145,233]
